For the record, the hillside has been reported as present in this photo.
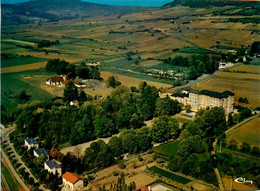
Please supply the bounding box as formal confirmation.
[1,0,152,24]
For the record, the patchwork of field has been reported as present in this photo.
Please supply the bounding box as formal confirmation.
[192,70,260,108]
[226,115,260,148]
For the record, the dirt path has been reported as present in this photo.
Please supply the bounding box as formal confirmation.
[1,61,47,74]
[60,133,120,156]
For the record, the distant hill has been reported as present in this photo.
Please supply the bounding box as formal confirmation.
[163,0,260,8]
[2,0,152,25]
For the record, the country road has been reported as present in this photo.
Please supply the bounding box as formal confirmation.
[1,149,29,191]
[1,125,50,191]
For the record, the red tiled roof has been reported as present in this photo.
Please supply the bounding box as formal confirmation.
[62,172,80,184]
[136,186,149,191]
[160,89,175,93]
[47,76,63,82]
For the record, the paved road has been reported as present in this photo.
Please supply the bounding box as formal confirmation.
[1,149,29,191]
[1,125,50,191]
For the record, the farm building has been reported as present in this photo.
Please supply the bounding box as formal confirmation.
[159,89,175,98]
[170,88,234,114]
[33,148,49,159]
[46,76,64,86]
[62,172,84,191]
[24,138,39,150]
[218,61,233,69]
[44,160,62,176]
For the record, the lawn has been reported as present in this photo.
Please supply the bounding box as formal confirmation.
[1,161,21,191]
[1,56,48,68]
[1,69,55,109]
[152,141,179,159]
[148,166,191,184]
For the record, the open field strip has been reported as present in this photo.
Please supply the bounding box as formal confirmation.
[148,166,191,184]
[1,61,48,74]
[192,71,260,107]
[226,115,260,147]
[100,71,172,89]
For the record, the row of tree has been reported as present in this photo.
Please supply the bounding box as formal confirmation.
[45,59,100,80]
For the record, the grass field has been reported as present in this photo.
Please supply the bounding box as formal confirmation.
[192,71,260,108]
[226,115,260,148]
[1,161,21,191]
[148,166,191,184]
[1,56,48,68]
[1,69,55,109]
[152,141,179,159]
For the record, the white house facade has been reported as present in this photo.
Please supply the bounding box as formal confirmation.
[62,172,84,191]
[44,160,62,176]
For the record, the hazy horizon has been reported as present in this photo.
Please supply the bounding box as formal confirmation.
[1,0,173,6]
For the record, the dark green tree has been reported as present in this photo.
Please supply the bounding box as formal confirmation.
[150,116,180,142]
[155,96,181,116]
[63,81,78,102]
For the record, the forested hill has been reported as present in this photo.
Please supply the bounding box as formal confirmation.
[163,0,260,8]
[2,0,152,24]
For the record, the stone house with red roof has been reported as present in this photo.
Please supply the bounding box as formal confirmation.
[62,172,84,190]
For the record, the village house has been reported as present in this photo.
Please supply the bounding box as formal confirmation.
[46,76,64,86]
[170,88,234,115]
[44,160,62,176]
[159,89,175,98]
[62,172,84,191]
[24,138,39,150]
[218,61,233,69]
[33,148,49,159]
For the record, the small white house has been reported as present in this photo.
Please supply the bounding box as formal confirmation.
[24,138,39,150]
[219,61,233,69]
[33,148,49,159]
[62,172,84,191]
[44,160,62,176]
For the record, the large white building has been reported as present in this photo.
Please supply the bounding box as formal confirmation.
[62,172,84,191]
[165,88,234,115]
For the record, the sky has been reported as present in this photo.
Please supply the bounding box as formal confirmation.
[1,0,173,6]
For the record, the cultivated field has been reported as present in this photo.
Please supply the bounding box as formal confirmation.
[226,115,260,148]
[192,71,260,108]
[229,64,260,74]
[100,71,172,89]
[1,61,48,74]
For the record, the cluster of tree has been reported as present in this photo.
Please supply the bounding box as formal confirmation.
[98,173,136,191]
[45,59,100,80]
[163,56,189,66]
[168,107,228,185]
[163,55,220,80]
[107,76,121,88]
[216,152,260,188]
[10,84,182,150]
[238,97,249,104]
[228,106,252,126]
[250,41,260,55]
[38,40,60,48]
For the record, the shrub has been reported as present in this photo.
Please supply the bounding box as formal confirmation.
[138,155,143,161]
[118,161,126,169]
